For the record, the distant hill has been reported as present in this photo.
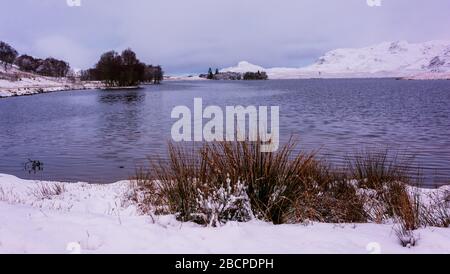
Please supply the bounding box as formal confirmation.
[221,41,450,79]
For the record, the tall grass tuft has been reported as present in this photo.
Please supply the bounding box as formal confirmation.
[150,143,207,222]
[202,139,320,224]
[347,149,413,190]
[133,139,368,225]
[129,139,449,248]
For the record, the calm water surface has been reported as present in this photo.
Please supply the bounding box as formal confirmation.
[0,79,449,186]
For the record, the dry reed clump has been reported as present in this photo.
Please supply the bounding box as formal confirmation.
[347,149,411,190]
[347,150,421,222]
[132,139,367,226]
[132,143,253,226]
[420,188,450,228]
[202,139,320,224]
[347,150,424,247]
[30,183,66,200]
[289,164,367,224]
[131,139,446,247]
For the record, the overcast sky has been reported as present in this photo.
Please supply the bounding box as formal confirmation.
[1,0,449,73]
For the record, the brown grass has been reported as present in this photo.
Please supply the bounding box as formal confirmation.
[31,183,66,200]
[129,139,450,249]
[147,143,203,222]
[387,182,421,230]
[347,149,412,189]
[132,139,369,225]
[202,139,319,224]
[420,189,450,228]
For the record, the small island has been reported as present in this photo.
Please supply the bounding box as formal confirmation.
[199,67,268,80]
[81,48,164,88]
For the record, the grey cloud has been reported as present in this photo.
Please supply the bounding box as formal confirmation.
[1,0,449,73]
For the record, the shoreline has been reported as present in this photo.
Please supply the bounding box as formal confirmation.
[2,76,450,99]
[0,81,104,99]
[0,82,154,99]
[0,173,449,254]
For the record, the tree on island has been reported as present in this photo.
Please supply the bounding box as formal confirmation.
[153,65,164,84]
[243,70,268,80]
[215,68,219,75]
[0,41,18,71]
[95,51,123,87]
[120,48,146,86]
[80,68,99,81]
[207,67,214,79]
[144,65,164,84]
[95,49,145,87]
[90,48,163,87]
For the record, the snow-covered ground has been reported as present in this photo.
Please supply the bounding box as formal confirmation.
[0,67,102,98]
[165,75,207,81]
[1,173,449,254]
[222,41,450,79]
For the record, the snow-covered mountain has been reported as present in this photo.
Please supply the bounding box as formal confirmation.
[220,61,266,74]
[221,40,450,79]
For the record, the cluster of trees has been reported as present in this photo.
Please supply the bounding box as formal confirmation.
[15,55,70,77]
[1,41,164,86]
[0,41,18,71]
[0,41,70,77]
[207,67,220,79]
[81,48,163,87]
[243,71,268,80]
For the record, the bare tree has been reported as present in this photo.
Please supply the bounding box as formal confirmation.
[14,55,40,72]
[0,41,18,71]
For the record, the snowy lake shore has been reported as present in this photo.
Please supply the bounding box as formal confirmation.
[0,67,103,98]
[0,173,449,254]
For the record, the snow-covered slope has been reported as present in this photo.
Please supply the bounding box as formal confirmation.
[305,40,450,77]
[222,41,450,79]
[0,66,101,98]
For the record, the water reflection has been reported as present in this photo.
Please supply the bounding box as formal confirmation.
[98,90,145,105]
[95,91,145,165]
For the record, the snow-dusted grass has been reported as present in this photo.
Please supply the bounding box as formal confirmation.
[2,142,449,254]
[134,142,447,229]
[126,141,450,254]
[1,174,449,254]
